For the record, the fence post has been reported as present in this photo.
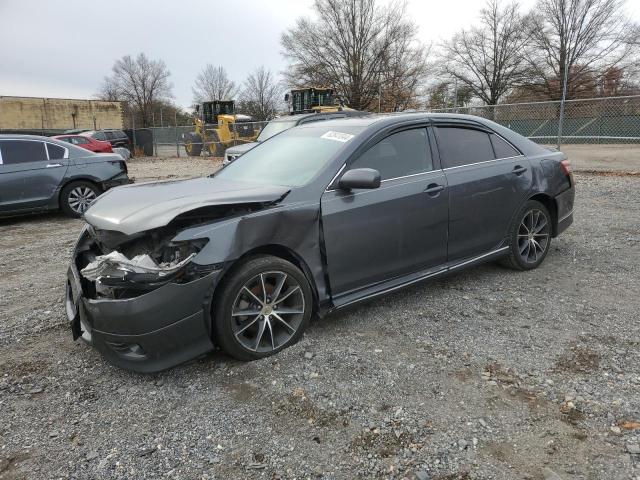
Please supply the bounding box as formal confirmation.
[556,58,569,149]
[175,111,180,158]
[132,114,137,157]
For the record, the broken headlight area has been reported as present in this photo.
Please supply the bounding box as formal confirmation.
[76,226,213,299]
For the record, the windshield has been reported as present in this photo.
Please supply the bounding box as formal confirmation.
[256,120,298,142]
[216,125,364,187]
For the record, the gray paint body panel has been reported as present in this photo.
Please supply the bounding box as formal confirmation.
[68,113,575,372]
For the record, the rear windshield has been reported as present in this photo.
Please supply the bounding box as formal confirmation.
[216,125,364,187]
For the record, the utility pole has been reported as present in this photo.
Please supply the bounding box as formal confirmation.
[557,53,569,149]
[453,78,458,113]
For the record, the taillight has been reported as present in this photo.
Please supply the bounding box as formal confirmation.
[109,160,127,173]
[560,159,572,176]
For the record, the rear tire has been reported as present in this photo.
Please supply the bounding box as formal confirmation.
[60,181,101,218]
[184,133,202,156]
[501,200,552,270]
[213,255,313,361]
[206,130,225,157]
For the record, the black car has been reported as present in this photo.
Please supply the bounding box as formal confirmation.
[85,129,132,151]
[0,135,130,218]
[66,113,574,372]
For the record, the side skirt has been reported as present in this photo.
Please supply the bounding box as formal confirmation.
[325,246,509,314]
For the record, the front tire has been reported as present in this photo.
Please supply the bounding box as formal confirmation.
[60,181,101,218]
[502,200,552,270]
[213,255,313,361]
[184,133,202,156]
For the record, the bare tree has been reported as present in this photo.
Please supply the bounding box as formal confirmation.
[98,53,172,127]
[192,65,238,104]
[440,0,528,106]
[524,0,639,99]
[426,81,474,110]
[281,0,428,111]
[96,76,121,102]
[238,67,282,121]
[379,26,430,111]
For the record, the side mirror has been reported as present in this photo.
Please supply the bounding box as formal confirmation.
[338,168,381,190]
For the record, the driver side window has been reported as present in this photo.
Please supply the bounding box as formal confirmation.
[349,128,432,180]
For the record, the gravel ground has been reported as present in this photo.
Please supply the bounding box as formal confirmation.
[1,158,639,480]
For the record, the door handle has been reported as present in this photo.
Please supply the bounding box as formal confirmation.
[46,163,63,168]
[512,165,527,175]
[424,183,445,196]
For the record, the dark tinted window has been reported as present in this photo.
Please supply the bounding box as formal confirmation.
[490,134,520,158]
[104,131,116,140]
[350,128,432,180]
[47,143,66,160]
[116,130,127,138]
[0,140,47,165]
[93,132,107,141]
[436,127,494,168]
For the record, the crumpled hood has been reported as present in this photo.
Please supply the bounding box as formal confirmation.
[84,177,290,235]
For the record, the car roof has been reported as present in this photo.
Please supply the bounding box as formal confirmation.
[268,110,368,125]
[294,112,507,129]
[0,134,68,142]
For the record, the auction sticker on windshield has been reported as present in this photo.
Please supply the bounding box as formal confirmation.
[321,131,354,142]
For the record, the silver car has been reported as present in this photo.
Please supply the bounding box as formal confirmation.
[223,110,368,165]
[0,135,131,218]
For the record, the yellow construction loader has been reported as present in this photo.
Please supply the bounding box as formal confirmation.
[285,87,351,114]
[184,100,259,157]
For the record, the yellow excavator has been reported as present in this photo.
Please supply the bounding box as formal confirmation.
[285,87,350,114]
[184,100,259,157]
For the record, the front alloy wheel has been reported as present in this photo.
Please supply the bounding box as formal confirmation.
[214,255,312,361]
[231,271,305,353]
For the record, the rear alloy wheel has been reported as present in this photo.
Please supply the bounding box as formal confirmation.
[214,256,312,361]
[60,181,101,218]
[502,200,552,270]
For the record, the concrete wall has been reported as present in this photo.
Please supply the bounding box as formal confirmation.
[0,96,123,131]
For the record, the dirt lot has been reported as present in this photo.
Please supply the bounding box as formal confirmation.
[1,156,639,480]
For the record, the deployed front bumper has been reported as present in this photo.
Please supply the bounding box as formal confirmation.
[66,262,220,372]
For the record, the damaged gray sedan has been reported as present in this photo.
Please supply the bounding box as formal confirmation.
[66,114,574,372]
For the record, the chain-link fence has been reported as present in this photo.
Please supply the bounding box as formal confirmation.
[427,95,640,146]
[144,121,268,158]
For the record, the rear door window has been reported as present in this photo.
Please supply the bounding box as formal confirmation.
[436,126,495,168]
[0,140,47,165]
[93,132,107,141]
[490,134,520,158]
[46,143,66,160]
[349,128,433,180]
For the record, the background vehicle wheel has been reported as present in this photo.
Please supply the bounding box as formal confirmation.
[214,255,313,361]
[60,181,101,218]
[206,130,225,157]
[184,133,202,156]
[502,200,552,270]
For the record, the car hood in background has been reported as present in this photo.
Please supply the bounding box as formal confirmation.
[225,142,258,156]
[83,177,290,235]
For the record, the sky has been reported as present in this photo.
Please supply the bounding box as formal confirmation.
[1,0,639,109]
